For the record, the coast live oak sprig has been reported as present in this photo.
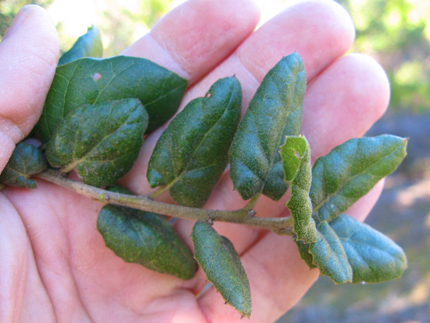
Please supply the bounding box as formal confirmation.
[0,27,408,318]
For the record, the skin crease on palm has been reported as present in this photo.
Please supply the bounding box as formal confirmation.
[0,0,391,322]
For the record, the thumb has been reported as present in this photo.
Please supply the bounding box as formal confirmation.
[0,5,59,171]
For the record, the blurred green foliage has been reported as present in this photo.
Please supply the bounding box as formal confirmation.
[0,0,174,56]
[338,0,430,113]
[82,0,174,57]
[1,0,430,112]
[0,0,53,40]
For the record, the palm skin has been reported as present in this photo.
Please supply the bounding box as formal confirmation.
[0,1,389,322]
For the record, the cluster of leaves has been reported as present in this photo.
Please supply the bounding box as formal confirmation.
[0,27,408,318]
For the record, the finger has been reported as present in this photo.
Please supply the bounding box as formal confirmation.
[198,55,390,322]
[121,0,356,291]
[302,53,390,159]
[0,5,59,171]
[178,0,356,107]
[0,194,56,323]
[122,0,355,195]
[171,0,357,280]
[4,184,99,321]
[121,0,260,84]
[4,180,208,322]
[345,179,385,222]
[119,0,259,191]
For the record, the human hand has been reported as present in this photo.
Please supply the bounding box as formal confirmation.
[0,1,389,322]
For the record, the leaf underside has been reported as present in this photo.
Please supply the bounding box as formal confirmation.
[0,142,47,188]
[191,222,251,318]
[38,56,188,142]
[309,221,353,284]
[97,186,197,280]
[229,52,306,201]
[147,77,242,207]
[58,25,103,66]
[330,214,407,283]
[296,214,407,284]
[45,98,148,187]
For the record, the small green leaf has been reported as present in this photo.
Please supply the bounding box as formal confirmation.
[147,77,242,207]
[280,135,307,181]
[58,25,103,66]
[311,135,407,222]
[0,142,47,188]
[280,135,317,244]
[45,98,147,187]
[330,214,407,283]
[229,52,306,201]
[191,222,251,318]
[309,221,353,284]
[294,236,317,269]
[38,56,188,142]
[98,186,197,280]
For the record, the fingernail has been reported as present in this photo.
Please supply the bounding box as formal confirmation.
[2,5,31,40]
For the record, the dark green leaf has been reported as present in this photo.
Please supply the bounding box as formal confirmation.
[58,25,103,66]
[330,214,407,283]
[191,221,251,318]
[147,77,242,207]
[229,52,306,201]
[311,135,407,222]
[45,98,147,187]
[97,188,197,280]
[280,135,317,244]
[0,142,47,188]
[38,56,187,142]
[309,221,353,284]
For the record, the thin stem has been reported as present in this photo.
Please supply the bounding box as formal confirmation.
[35,169,294,235]
[148,185,169,199]
[242,194,260,211]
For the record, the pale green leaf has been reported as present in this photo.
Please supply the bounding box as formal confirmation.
[58,25,103,65]
[280,135,317,244]
[309,221,353,284]
[330,214,407,283]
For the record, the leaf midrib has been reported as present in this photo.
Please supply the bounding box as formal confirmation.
[165,85,236,190]
[235,71,302,194]
[339,236,404,262]
[126,208,192,268]
[61,108,140,173]
[313,142,405,213]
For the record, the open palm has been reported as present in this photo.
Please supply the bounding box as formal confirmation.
[0,1,390,322]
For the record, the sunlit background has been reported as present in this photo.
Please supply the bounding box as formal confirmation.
[1,0,430,322]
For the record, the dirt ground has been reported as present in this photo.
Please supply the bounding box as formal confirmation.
[277,112,430,323]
